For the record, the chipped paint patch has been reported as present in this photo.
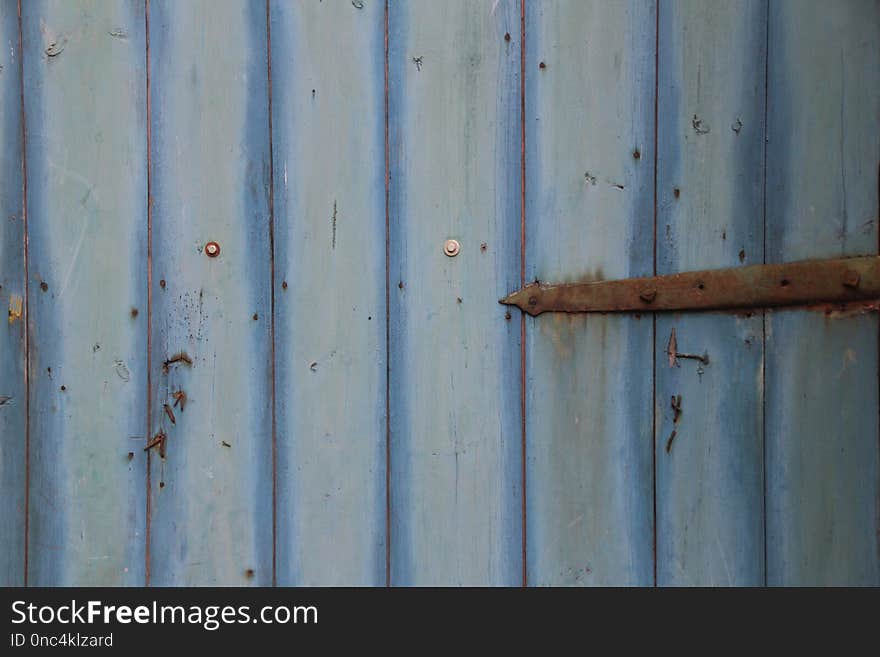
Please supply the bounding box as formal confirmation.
[7,295,22,323]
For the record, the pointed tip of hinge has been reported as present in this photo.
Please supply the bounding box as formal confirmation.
[499,283,542,316]
[499,291,519,307]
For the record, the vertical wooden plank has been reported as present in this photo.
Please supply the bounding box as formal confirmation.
[270,1,386,585]
[765,0,880,585]
[0,0,25,586]
[148,0,272,585]
[23,0,147,585]
[654,0,765,585]
[525,0,655,586]
[388,0,522,585]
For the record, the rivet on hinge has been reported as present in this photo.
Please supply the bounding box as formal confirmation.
[843,270,860,288]
[639,289,657,303]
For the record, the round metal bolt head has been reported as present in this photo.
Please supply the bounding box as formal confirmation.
[443,239,461,257]
[205,241,221,258]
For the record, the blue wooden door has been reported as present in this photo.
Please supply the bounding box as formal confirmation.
[1,0,877,586]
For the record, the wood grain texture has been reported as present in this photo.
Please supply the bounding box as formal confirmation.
[0,0,25,586]
[270,0,386,586]
[388,0,523,585]
[148,0,272,586]
[23,0,147,585]
[655,0,765,585]
[524,0,655,586]
[765,0,880,585]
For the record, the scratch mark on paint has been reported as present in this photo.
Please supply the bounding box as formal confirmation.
[54,193,93,298]
[0,396,12,406]
[331,200,337,249]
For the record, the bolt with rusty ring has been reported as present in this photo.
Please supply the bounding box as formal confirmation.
[639,289,657,303]
[205,241,221,258]
[443,239,461,257]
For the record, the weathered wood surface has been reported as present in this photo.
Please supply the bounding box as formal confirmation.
[148,0,272,586]
[24,0,147,585]
[0,0,25,586]
[655,0,766,586]
[764,0,880,585]
[388,0,523,585]
[524,0,655,586]
[271,0,386,586]
[1,0,877,587]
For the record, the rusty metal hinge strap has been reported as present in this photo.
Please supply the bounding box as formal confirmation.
[500,256,880,316]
